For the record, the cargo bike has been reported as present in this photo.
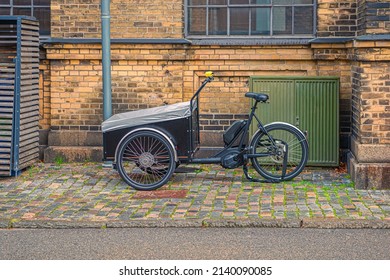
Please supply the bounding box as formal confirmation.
[102,72,309,191]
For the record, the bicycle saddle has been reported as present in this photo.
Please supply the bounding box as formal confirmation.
[245,92,269,102]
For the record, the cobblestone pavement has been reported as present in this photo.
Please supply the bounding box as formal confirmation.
[0,163,389,229]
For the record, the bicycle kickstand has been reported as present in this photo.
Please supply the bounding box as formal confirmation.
[242,163,280,184]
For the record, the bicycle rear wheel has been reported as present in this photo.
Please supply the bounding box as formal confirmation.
[250,123,308,181]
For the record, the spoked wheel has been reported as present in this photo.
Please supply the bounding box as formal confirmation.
[250,123,308,181]
[116,130,176,191]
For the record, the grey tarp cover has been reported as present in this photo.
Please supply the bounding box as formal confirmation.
[102,101,191,133]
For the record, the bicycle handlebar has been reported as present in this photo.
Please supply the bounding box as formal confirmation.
[205,71,214,78]
[204,71,214,82]
[190,71,214,109]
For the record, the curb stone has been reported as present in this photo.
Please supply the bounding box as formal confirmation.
[107,220,204,228]
[202,219,302,228]
[1,218,390,229]
[11,220,107,229]
[0,219,10,229]
[301,218,390,229]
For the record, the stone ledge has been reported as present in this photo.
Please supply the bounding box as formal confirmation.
[42,38,191,46]
[48,131,102,146]
[348,154,390,190]
[190,38,312,46]
[351,137,390,163]
[44,146,103,163]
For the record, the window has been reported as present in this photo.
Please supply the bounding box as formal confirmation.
[0,0,50,36]
[186,0,315,37]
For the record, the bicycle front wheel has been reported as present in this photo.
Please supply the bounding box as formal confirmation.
[250,123,308,181]
[116,130,176,191]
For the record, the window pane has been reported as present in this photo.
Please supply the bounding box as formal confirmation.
[34,7,50,36]
[250,0,271,4]
[273,0,292,4]
[230,8,249,35]
[209,7,227,35]
[0,8,11,15]
[294,0,313,4]
[294,6,313,34]
[273,6,292,35]
[209,0,227,4]
[230,0,249,4]
[188,0,206,5]
[33,0,50,5]
[251,8,270,35]
[13,7,32,16]
[14,0,31,5]
[188,8,206,35]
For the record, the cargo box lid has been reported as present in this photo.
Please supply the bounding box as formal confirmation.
[102,101,191,133]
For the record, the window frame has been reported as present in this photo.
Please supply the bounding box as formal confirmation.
[184,0,317,39]
[0,0,50,38]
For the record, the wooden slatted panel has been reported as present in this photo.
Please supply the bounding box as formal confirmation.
[18,18,40,173]
[0,17,39,176]
[0,47,15,176]
[0,19,17,176]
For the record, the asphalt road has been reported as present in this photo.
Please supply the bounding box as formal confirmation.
[0,227,389,260]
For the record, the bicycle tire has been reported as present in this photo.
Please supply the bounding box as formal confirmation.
[250,123,308,181]
[116,130,176,191]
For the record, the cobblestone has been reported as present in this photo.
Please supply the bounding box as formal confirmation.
[0,163,389,228]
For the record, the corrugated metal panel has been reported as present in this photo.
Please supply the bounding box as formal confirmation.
[0,16,39,176]
[296,80,339,166]
[253,79,295,123]
[250,78,295,134]
[250,76,339,166]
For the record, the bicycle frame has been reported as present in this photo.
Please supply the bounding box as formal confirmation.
[188,76,288,180]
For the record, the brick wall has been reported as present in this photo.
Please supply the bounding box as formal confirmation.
[317,0,357,37]
[44,0,363,136]
[351,41,390,145]
[365,0,390,34]
[43,43,328,131]
[39,50,51,130]
[349,39,390,189]
[357,0,390,35]
[186,46,339,136]
[357,0,367,35]
[51,0,183,39]
[44,43,187,130]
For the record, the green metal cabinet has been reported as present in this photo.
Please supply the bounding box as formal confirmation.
[250,76,339,166]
